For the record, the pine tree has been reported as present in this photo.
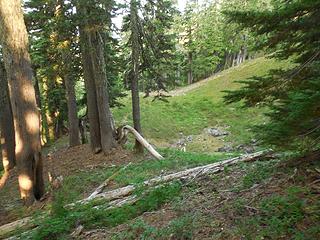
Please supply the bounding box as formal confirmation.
[224,0,320,151]
[122,0,177,152]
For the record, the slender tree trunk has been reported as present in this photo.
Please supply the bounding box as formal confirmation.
[236,50,241,66]
[0,62,15,176]
[64,72,81,147]
[232,53,237,67]
[242,46,247,62]
[187,51,193,85]
[224,52,229,70]
[33,71,47,145]
[0,0,44,205]
[130,0,143,153]
[55,0,80,147]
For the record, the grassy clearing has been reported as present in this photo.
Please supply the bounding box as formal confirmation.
[113,57,291,148]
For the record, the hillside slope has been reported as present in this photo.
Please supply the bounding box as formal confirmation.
[113,57,291,152]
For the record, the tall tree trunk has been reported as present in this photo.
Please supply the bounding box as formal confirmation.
[130,0,143,153]
[77,3,116,154]
[232,53,237,67]
[224,51,230,70]
[0,62,16,184]
[89,32,116,153]
[242,46,247,63]
[236,50,241,66]
[0,0,44,205]
[187,51,193,85]
[33,71,47,145]
[79,27,102,153]
[64,72,81,147]
[55,0,80,147]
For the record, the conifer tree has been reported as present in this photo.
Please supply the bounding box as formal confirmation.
[122,0,177,152]
[224,0,320,151]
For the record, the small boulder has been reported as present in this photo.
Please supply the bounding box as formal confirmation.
[206,128,229,137]
[217,145,234,152]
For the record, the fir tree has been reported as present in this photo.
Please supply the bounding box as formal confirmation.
[224,0,320,151]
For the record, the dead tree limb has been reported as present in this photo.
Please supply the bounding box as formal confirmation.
[0,217,34,239]
[73,150,269,206]
[117,125,164,160]
[86,163,132,201]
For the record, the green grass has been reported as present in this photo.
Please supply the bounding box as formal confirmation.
[112,214,198,240]
[30,182,182,240]
[19,149,236,239]
[236,186,313,239]
[53,149,237,204]
[113,57,291,148]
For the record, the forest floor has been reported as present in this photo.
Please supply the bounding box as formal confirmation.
[1,57,319,239]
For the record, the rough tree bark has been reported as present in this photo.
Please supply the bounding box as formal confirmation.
[79,25,102,153]
[130,0,144,153]
[187,51,193,85]
[77,2,116,154]
[89,32,116,152]
[0,0,45,205]
[0,61,16,188]
[64,70,81,147]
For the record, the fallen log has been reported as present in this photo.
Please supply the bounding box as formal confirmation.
[73,150,269,206]
[86,163,132,201]
[0,217,34,239]
[1,150,270,237]
[117,125,164,160]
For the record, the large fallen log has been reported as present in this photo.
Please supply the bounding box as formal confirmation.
[72,150,269,206]
[117,125,164,160]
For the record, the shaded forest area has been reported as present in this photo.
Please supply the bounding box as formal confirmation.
[0,0,320,239]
